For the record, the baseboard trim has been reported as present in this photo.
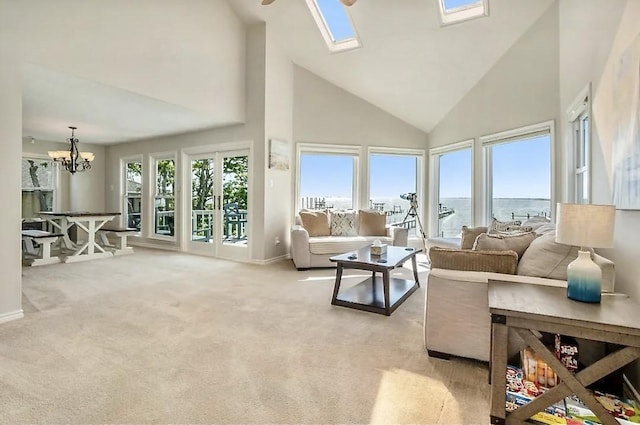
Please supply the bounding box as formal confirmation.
[253,254,291,265]
[0,309,24,324]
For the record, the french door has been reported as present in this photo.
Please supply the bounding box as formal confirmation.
[185,148,249,261]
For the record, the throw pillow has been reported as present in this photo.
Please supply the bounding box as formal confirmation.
[521,215,551,232]
[488,218,529,234]
[517,233,580,280]
[473,231,537,259]
[461,226,488,250]
[429,247,518,274]
[358,209,387,236]
[330,210,357,236]
[299,210,330,237]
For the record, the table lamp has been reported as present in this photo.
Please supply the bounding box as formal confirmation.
[555,203,615,303]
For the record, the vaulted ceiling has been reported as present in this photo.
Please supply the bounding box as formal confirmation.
[21,0,555,145]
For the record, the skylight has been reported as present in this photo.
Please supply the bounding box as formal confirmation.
[305,0,361,53]
[438,0,488,25]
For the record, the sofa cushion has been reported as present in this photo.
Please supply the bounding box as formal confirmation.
[299,210,330,237]
[309,236,393,255]
[358,209,387,236]
[461,226,488,249]
[330,210,357,237]
[473,232,537,259]
[517,232,579,280]
[429,247,518,274]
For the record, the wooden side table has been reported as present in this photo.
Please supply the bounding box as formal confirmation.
[488,280,640,425]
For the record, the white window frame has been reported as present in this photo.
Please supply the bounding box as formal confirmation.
[304,0,362,53]
[367,146,426,236]
[429,140,474,237]
[295,143,361,213]
[438,0,489,26]
[480,120,555,224]
[150,152,178,241]
[567,83,591,204]
[21,154,60,217]
[121,156,143,231]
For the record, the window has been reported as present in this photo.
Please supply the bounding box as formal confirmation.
[369,149,424,237]
[429,142,473,237]
[305,0,361,53]
[123,159,142,231]
[22,157,57,218]
[153,157,176,238]
[568,85,591,204]
[438,0,488,25]
[482,122,553,223]
[298,146,358,211]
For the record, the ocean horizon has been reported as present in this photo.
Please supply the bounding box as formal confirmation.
[300,196,550,238]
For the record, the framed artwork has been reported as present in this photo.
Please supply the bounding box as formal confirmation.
[268,139,290,170]
[612,33,640,210]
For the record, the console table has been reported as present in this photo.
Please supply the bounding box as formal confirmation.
[488,280,640,425]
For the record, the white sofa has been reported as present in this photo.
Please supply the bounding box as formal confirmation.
[291,210,408,269]
[423,220,614,362]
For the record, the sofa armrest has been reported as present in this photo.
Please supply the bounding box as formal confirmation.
[388,225,408,246]
[594,253,615,293]
[291,225,311,269]
[429,247,518,274]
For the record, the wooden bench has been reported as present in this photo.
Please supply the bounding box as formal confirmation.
[21,230,63,266]
[96,227,137,255]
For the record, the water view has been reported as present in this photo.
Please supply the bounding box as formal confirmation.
[438,197,551,238]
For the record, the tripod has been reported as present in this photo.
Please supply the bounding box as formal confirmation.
[401,198,426,239]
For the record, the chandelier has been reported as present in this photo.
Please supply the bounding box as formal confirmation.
[48,126,95,174]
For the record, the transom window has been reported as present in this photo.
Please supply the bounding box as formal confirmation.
[438,0,488,25]
[305,0,361,53]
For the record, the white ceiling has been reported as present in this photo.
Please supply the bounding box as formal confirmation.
[21,0,555,145]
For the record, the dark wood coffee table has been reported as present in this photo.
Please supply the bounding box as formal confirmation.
[329,246,421,316]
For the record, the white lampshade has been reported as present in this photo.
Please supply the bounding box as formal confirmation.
[80,152,95,162]
[556,203,615,249]
[48,150,70,160]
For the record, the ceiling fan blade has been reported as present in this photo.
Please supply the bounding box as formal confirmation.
[261,0,276,5]
[340,0,357,5]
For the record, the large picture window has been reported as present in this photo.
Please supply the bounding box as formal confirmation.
[22,157,57,218]
[369,149,423,236]
[429,142,473,238]
[482,122,553,223]
[297,145,358,211]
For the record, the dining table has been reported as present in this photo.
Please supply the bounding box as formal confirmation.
[40,211,121,263]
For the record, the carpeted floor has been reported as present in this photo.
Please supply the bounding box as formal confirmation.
[1,248,490,424]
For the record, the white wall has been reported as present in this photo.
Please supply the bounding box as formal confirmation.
[263,25,294,260]
[1,0,245,125]
[428,3,560,232]
[0,51,23,323]
[293,67,427,149]
[571,0,640,384]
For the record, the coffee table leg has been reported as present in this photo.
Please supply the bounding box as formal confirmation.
[383,270,391,316]
[412,255,420,287]
[331,264,344,305]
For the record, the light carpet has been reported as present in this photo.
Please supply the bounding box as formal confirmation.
[1,248,490,424]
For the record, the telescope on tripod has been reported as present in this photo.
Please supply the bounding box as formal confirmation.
[400,192,426,239]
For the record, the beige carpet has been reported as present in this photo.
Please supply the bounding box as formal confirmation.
[1,248,490,424]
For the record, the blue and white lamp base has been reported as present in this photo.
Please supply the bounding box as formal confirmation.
[566,250,602,303]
